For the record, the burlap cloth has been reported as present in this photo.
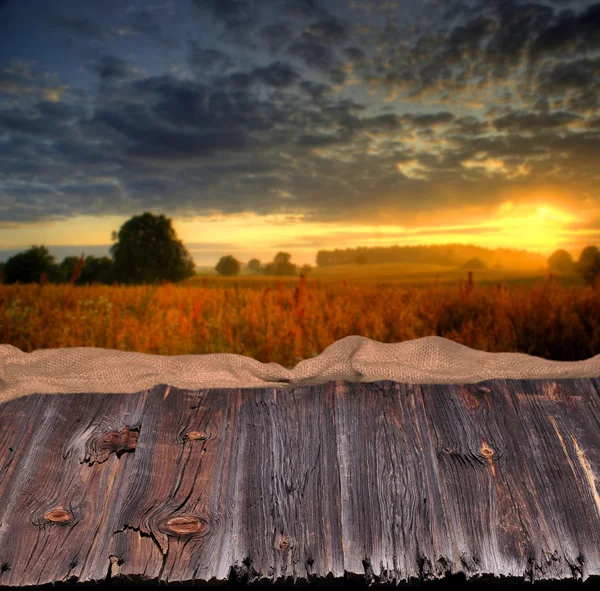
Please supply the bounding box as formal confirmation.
[2,335,600,404]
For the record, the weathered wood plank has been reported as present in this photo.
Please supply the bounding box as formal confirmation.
[419,377,600,584]
[420,381,529,581]
[332,380,454,584]
[0,390,148,587]
[499,378,600,582]
[1,377,600,587]
[105,384,244,586]
[232,383,343,584]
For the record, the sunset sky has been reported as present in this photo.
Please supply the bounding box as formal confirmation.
[1,0,599,267]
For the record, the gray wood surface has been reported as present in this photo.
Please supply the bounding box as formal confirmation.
[1,378,600,587]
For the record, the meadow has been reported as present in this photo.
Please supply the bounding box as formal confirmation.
[1,263,598,369]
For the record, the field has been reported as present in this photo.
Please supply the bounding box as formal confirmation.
[1,263,598,369]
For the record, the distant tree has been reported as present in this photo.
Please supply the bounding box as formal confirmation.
[246,258,262,273]
[262,251,298,276]
[461,257,487,270]
[576,245,600,286]
[0,261,4,284]
[79,255,115,284]
[492,263,504,270]
[299,264,313,275]
[58,256,82,283]
[216,255,241,276]
[354,253,367,265]
[2,245,59,284]
[547,249,576,274]
[109,212,196,285]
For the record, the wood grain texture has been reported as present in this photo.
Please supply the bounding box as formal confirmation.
[1,377,600,587]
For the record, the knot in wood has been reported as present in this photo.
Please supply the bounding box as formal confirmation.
[186,430,208,441]
[480,443,494,458]
[44,508,73,523]
[102,427,138,453]
[162,515,209,537]
[279,536,290,550]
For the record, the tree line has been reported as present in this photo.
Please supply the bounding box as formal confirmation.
[316,243,546,270]
[547,247,600,286]
[1,211,599,286]
[0,212,312,286]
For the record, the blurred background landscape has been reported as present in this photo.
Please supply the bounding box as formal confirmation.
[1,0,600,367]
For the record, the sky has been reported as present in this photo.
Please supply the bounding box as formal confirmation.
[1,0,599,268]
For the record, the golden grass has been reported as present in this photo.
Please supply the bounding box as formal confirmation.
[1,272,599,369]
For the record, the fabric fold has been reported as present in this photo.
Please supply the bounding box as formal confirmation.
[1,335,600,403]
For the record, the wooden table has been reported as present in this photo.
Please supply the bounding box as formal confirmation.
[1,378,600,588]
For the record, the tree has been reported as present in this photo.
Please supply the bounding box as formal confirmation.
[576,245,600,286]
[354,253,367,265]
[246,258,262,273]
[79,255,115,285]
[58,256,83,283]
[2,245,59,284]
[461,257,487,270]
[547,249,575,274]
[262,251,298,276]
[216,255,241,276]
[109,212,196,285]
[299,264,313,275]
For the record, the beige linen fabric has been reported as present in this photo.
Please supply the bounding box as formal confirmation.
[1,335,600,404]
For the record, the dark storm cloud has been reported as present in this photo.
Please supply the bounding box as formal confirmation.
[125,8,163,37]
[537,56,600,91]
[303,18,348,44]
[94,56,137,81]
[442,14,497,64]
[530,2,600,59]
[188,44,236,74]
[343,46,366,63]
[367,114,403,131]
[47,12,105,41]
[0,100,87,138]
[448,116,493,136]
[91,102,255,159]
[190,0,255,30]
[2,0,600,233]
[403,112,455,128]
[297,79,330,100]
[286,40,333,72]
[492,110,583,132]
[483,2,554,76]
[251,61,300,88]
[147,75,281,132]
[282,0,333,19]
[296,132,344,148]
[260,22,294,55]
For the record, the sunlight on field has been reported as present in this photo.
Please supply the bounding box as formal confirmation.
[1,267,597,369]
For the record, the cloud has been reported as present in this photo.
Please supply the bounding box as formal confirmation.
[94,56,138,81]
[492,110,583,132]
[250,61,300,88]
[303,18,349,44]
[282,0,333,19]
[530,2,600,60]
[286,40,334,72]
[125,7,162,36]
[2,0,600,236]
[260,22,295,55]
[47,12,105,41]
[190,0,257,33]
[187,44,236,75]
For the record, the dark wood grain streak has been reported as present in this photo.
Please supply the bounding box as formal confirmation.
[0,377,599,587]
